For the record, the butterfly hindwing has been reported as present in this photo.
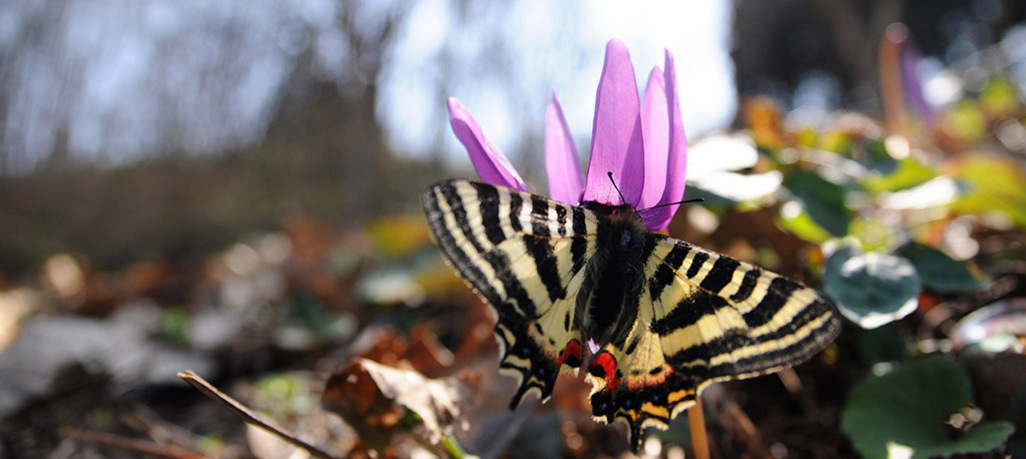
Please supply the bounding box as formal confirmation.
[422,179,597,404]
[587,237,841,450]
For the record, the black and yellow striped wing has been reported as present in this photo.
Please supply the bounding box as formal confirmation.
[422,179,840,452]
[423,178,598,405]
[587,237,840,449]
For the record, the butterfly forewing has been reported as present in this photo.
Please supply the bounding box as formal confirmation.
[423,179,841,453]
[422,179,597,405]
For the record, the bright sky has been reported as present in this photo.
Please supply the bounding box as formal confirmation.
[379,0,736,169]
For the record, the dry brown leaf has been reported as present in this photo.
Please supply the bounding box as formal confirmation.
[322,358,470,452]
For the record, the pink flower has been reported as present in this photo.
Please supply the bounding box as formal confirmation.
[447,39,687,231]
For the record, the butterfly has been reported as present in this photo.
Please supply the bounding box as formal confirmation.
[422,178,841,452]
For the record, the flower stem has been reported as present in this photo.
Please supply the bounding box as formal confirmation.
[688,397,710,459]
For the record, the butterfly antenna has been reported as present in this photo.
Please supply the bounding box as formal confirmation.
[607,172,628,204]
[643,197,705,211]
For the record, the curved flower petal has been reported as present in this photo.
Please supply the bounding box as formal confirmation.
[447,97,528,191]
[640,67,668,210]
[582,39,645,207]
[641,49,687,231]
[545,93,584,204]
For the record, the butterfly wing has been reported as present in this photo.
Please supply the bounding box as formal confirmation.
[423,179,598,405]
[587,236,841,450]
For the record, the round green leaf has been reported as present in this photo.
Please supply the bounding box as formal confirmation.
[842,356,1015,459]
[822,247,920,329]
[783,170,851,237]
[897,242,990,293]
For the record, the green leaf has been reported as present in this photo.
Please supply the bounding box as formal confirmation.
[897,242,990,293]
[950,155,1026,229]
[777,203,833,244]
[941,100,987,141]
[783,170,851,237]
[979,76,1019,117]
[822,246,920,329]
[862,157,937,194]
[842,356,1015,459]
[849,217,897,252]
[861,138,899,175]
[856,325,909,364]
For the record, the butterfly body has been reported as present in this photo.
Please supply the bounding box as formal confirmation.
[423,178,840,452]
[576,205,649,349]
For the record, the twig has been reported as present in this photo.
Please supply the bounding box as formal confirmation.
[177,370,340,459]
[60,427,203,459]
[688,397,710,459]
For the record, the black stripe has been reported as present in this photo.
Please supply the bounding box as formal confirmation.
[730,268,760,301]
[624,333,641,355]
[510,193,524,232]
[700,256,740,294]
[649,242,691,302]
[440,183,486,255]
[664,327,752,370]
[525,234,567,302]
[686,251,709,278]
[555,204,568,237]
[570,207,588,274]
[650,290,729,335]
[474,182,506,245]
[530,196,551,237]
[742,277,802,328]
[483,249,539,318]
[526,196,566,302]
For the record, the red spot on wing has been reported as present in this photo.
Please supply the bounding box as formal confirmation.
[557,339,583,368]
[591,351,621,391]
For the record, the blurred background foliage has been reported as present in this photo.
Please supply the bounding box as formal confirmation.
[2,0,1026,457]
[0,0,1020,278]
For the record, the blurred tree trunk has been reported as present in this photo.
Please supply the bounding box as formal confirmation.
[261,3,407,226]
[732,0,904,111]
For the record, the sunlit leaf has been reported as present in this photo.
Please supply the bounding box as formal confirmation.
[783,170,851,237]
[940,101,987,141]
[950,155,1026,229]
[366,215,433,258]
[777,202,833,244]
[818,130,853,155]
[849,217,896,252]
[862,157,936,194]
[897,242,989,293]
[691,171,782,203]
[979,76,1020,118]
[822,246,920,329]
[841,356,1015,459]
[878,177,962,210]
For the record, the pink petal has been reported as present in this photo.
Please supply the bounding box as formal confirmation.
[641,49,688,231]
[545,93,584,204]
[582,39,645,207]
[639,67,668,210]
[447,97,527,191]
